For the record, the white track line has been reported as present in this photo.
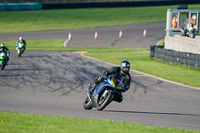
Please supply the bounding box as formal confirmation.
[64,40,69,47]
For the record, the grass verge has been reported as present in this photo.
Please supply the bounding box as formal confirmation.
[157,39,164,46]
[0,111,200,133]
[0,4,200,33]
[3,39,200,88]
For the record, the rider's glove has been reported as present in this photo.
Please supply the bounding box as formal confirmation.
[102,75,107,79]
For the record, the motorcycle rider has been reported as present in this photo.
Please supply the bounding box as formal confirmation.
[88,60,131,103]
[16,37,27,50]
[0,43,10,64]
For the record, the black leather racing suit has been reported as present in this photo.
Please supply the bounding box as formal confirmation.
[90,67,131,102]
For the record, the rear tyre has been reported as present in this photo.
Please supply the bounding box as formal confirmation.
[83,96,93,110]
[97,90,112,111]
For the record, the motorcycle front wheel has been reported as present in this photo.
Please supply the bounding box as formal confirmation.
[17,49,21,57]
[0,64,3,70]
[0,61,5,70]
[18,53,21,57]
[97,90,112,111]
[83,96,93,110]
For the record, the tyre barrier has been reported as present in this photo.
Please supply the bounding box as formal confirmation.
[150,45,200,68]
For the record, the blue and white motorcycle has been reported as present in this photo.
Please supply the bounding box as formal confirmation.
[83,74,125,111]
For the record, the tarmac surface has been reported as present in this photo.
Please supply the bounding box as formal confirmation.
[1,23,200,130]
[0,22,166,48]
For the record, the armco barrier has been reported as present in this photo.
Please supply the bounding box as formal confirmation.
[0,3,42,11]
[150,45,200,68]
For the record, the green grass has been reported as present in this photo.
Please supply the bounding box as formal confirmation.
[157,39,165,46]
[85,48,200,88]
[0,111,199,133]
[0,4,200,33]
[3,39,200,88]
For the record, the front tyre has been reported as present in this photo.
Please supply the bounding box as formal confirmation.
[83,96,93,110]
[1,64,4,70]
[0,61,5,70]
[97,90,112,111]
[18,49,21,57]
[18,52,21,57]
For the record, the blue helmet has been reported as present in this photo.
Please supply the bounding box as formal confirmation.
[120,61,130,74]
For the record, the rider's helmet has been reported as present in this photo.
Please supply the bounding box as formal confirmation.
[19,37,23,42]
[120,60,130,74]
[1,43,5,48]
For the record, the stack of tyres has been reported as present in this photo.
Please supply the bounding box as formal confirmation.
[150,45,155,58]
[152,45,200,68]
[174,51,180,62]
[167,50,178,63]
[179,52,187,65]
[198,55,200,67]
[154,45,164,59]
[186,53,200,67]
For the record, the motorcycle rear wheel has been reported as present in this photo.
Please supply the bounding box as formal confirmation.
[83,96,93,110]
[97,90,112,111]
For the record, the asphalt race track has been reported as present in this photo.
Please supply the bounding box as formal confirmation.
[0,22,166,48]
[1,23,200,130]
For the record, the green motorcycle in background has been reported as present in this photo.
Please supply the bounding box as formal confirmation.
[0,51,7,70]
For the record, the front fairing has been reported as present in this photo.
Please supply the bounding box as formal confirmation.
[91,75,125,105]
[17,42,24,49]
[96,81,113,95]
[0,52,6,64]
[91,81,113,106]
[17,43,25,55]
[0,52,6,60]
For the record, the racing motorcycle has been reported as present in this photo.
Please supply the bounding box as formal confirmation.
[83,74,125,111]
[16,42,25,57]
[0,51,7,70]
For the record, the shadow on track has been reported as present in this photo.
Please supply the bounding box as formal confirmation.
[104,110,200,117]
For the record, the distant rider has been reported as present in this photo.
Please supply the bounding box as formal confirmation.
[16,37,27,50]
[0,43,10,64]
[88,60,131,103]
